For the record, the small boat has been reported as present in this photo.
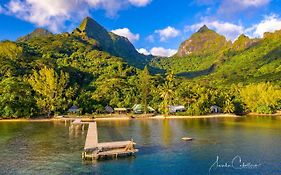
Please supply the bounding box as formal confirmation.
[181,137,193,141]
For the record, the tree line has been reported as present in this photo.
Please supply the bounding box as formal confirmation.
[0,37,281,119]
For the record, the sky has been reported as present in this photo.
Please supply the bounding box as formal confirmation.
[1,0,281,57]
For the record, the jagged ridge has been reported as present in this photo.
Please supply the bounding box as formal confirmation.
[72,17,150,68]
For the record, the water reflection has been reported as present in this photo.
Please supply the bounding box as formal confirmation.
[161,120,173,146]
[139,120,152,144]
[0,116,280,175]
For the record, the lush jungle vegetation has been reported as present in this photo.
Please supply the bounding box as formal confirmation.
[150,27,281,86]
[1,17,281,119]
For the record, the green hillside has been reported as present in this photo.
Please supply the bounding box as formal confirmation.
[0,18,166,118]
[17,28,53,42]
[151,26,281,86]
[150,26,230,75]
[1,19,281,118]
[72,17,150,68]
[177,25,231,57]
[0,33,147,117]
[203,30,281,85]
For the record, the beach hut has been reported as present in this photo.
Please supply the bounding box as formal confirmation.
[210,105,222,113]
[105,105,114,113]
[132,104,155,114]
[114,108,129,114]
[68,106,80,114]
[169,105,186,113]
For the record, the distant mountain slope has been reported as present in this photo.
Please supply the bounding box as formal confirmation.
[17,28,53,42]
[203,30,281,85]
[177,25,231,57]
[150,26,281,85]
[72,17,150,68]
[14,19,281,85]
[16,17,151,69]
[231,34,259,52]
[150,26,229,74]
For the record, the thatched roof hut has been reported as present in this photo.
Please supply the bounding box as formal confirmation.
[132,104,155,114]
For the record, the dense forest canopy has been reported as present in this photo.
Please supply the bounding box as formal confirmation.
[1,17,281,118]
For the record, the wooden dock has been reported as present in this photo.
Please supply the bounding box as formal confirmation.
[69,119,87,132]
[79,121,138,160]
[84,122,98,150]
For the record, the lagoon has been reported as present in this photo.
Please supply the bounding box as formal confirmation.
[0,116,281,175]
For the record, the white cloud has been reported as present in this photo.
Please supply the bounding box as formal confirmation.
[146,35,155,42]
[111,28,140,42]
[185,20,244,41]
[1,0,152,32]
[234,0,270,7]
[137,48,150,55]
[137,47,177,57]
[150,47,177,57]
[82,0,152,16]
[218,0,270,15]
[195,0,269,7]
[4,0,89,32]
[245,14,281,37]
[184,14,281,41]
[85,0,127,17]
[155,26,180,41]
[128,0,151,7]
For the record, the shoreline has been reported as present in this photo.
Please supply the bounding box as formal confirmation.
[1,113,281,122]
[152,114,240,119]
[247,112,281,116]
[0,114,240,122]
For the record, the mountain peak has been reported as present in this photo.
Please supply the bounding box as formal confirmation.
[177,25,230,57]
[197,25,210,33]
[80,17,98,28]
[237,34,249,39]
[232,34,259,51]
[33,28,51,33]
[73,16,113,50]
[17,28,52,42]
[78,17,108,35]
[72,16,148,68]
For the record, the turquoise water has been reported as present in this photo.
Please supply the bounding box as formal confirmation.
[0,116,281,175]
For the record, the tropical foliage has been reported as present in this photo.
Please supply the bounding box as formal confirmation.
[1,17,281,118]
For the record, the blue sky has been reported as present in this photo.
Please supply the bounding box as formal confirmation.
[1,0,281,56]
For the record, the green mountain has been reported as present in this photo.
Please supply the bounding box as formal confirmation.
[231,34,259,52]
[177,25,231,57]
[151,25,281,85]
[72,17,150,68]
[72,17,112,50]
[17,28,53,42]
[150,25,230,75]
[1,18,281,118]
[205,30,281,85]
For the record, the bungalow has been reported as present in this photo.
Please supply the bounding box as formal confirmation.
[210,105,222,113]
[114,108,130,114]
[68,106,80,114]
[169,105,186,113]
[132,104,155,114]
[105,105,114,113]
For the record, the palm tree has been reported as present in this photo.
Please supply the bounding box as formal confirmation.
[159,82,174,116]
[159,72,175,116]
[139,66,150,114]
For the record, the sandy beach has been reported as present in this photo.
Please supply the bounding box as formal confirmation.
[0,113,242,122]
[152,114,240,119]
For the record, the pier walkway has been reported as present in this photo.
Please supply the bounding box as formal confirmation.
[84,122,98,150]
[71,119,138,160]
